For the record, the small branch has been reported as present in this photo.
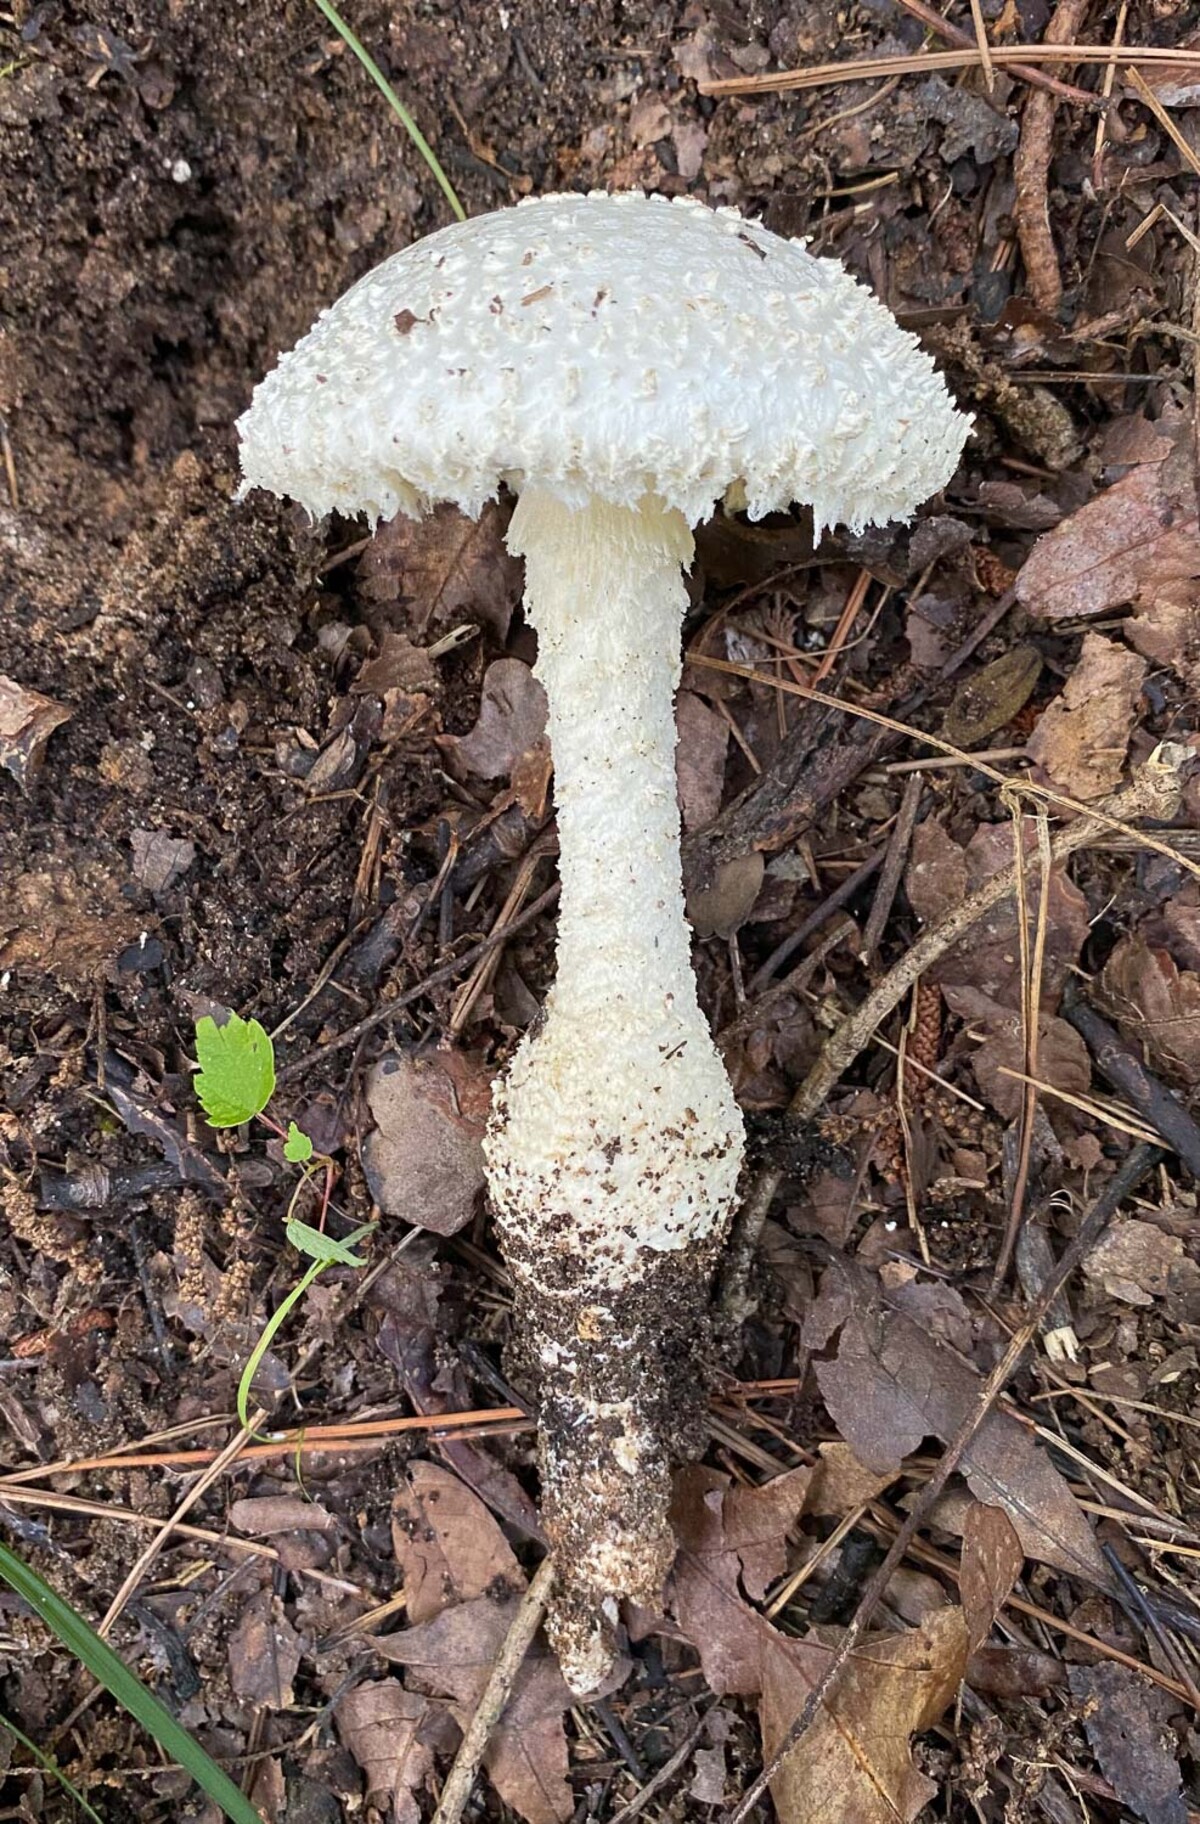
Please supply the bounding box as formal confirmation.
[277,882,560,1083]
[1063,1000,1200,1179]
[788,753,1186,1122]
[1013,0,1090,312]
[718,1167,785,1326]
[726,1140,1165,1824]
[433,1556,556,1824]
[861,775,923,963]
[889,0,1092,102]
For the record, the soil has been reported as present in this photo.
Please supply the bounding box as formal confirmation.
[3,1,1200,1821]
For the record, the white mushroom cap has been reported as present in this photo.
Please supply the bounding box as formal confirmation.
[237,190,969,537]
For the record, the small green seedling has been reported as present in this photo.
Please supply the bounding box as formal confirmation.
[193,1012,373,1433]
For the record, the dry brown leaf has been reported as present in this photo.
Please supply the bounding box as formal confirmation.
[960,1502,1024,1650]
[676,689,729,832]
[943,645,1041,750]
[227,1590,302,1709]
[907,820,1089,1008]
[375,1596,580,1824]
[787,1167,860,1248]
[717,1466,813,1603]
[448,657,548,781]
[334,1680,439,1824]
[358,498,523,641]
[131,827,196,895]
[1016,415,1199,628]
[361,1045,491,1234]
[229,1495,337,1536]
[803,1260,1112,1588]
[759,1609,969,1824]
[670,1468,969,1824]
[1026,633,1146,801]
[808,1442,897,1518]
[354,629,440,698]
[941,986,1091,1121]
[1099,934,1200,1084]
[1068,1663,1188,1824]
[1083,1220,1186,1309]
[391,1461,522,1624]
[0,673,71,788]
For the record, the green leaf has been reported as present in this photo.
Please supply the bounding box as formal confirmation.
[194,1013,276,1128]
[283,1121,314,1163]
[286,1218,371,1267]
[0,1542,263,1824]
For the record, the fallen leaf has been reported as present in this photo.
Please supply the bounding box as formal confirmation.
[943,645,1041,749]
[1068,1663,1187,1824]
[967,1645,1065,1700]
[941,986,1091,1122]
[759,1609,969,1824]
[676,690,729,832]
[718,1466,813,1603]
[787,1167,860,1249]
[1026,633,1146,800]
[0,674,71,787]
[354,630,439,698]
[230,1495,337,1535]
[960,1503,1024,1650]
[227,1590,302,1709]
[375,1596,581,1824]
[131,828,196,895]
[906,821,1089,1009]
[691,1744,728,1804]
[391,1462,522,1624]
[808,1443,897,1518]
[1016,414,1199,629]
[1099,934,1200,1084]
[803,1259,1113,1588]
[1083,1219,1185,1308]
[335,1680,438,1824]
[448,658,548,781]
[361,1046,491,1234]
[687,849,765,939]
[669,1470,969,1824]
[359,498,523,641]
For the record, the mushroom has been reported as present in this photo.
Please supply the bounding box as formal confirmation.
[238,190,970,1690]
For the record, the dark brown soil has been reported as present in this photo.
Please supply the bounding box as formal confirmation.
[4,2,1200,1821]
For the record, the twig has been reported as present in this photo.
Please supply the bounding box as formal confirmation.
[889,0,1093,102]
[718,1167,785,1325]
[607,1705,715,1824]
[1014,0,1090,312]
[992,800,1053,1294]
[746,844,885,995]
[966,0,995,90]
[1091,0,1127,186]
[276,881,560,1082]
[726,1141,1166,1824]
[697,43,1198,98]
[788,753,1186,1122]
[432,1556,556,1824]
[1063,1000,1200,1179]
[861,775,923,963]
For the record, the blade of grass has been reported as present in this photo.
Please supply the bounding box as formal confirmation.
[310,0,466,222]
[0,1710,105,1822]
[0,1543,263,1824]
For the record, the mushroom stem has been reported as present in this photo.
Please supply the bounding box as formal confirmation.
[486,487,745,1693]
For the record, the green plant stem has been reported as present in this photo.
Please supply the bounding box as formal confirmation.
[0,1544,263,1824]
[310,0,467,222]
[0,1711,105,1822]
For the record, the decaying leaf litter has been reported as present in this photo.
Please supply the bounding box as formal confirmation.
[3,2,1200,1821]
